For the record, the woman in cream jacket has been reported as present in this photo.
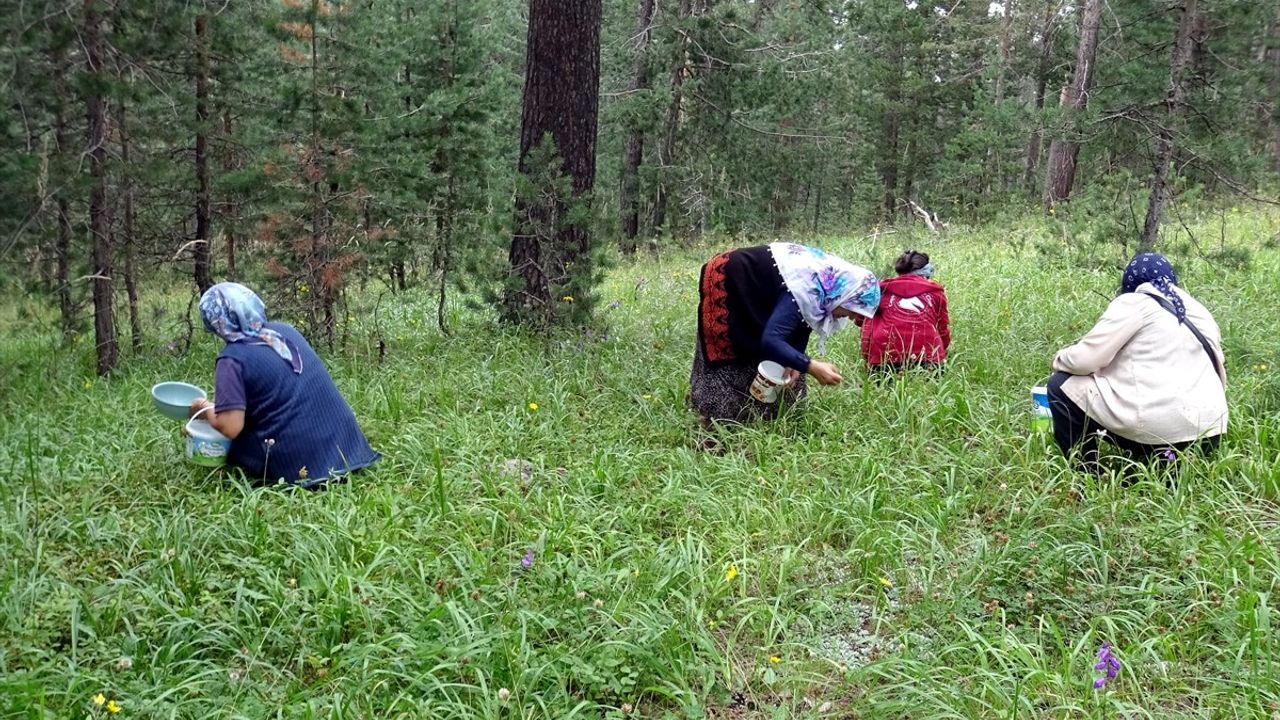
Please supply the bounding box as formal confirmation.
[1048,253,1227,470]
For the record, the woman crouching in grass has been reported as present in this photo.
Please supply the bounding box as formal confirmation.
[690,242,879,424]
[1048,253,1227,473]
[857,249,951,372]
[188,282,380,487]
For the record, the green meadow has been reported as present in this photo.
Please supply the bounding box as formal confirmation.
[3,210,1280,719]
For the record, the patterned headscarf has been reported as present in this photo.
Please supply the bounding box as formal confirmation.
[769,242,880,352]
[199,282,303,373]
[1121,252,1185,322]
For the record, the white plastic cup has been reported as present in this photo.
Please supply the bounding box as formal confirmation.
[750,361,790,403]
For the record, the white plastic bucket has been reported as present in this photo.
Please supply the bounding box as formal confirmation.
[184,407,230,467]
[750,361,790,404]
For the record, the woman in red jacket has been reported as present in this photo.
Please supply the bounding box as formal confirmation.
[859,249,951,370]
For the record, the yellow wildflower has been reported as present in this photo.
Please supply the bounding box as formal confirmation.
[642,394,652,400]
[83,379,93,390]
[707,618,716,628]
[528,402,538,411]
[725,564,739,582]
[93,694,106,707]
[562,295,574,303]
[878,577,893,587]
[633,569,640,577]
[769,655,781,664]
[106,700,121,714]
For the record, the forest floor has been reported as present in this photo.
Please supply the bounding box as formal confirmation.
[3,208,1280,719]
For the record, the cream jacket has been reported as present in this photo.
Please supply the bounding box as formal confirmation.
[1053,283,1227,445]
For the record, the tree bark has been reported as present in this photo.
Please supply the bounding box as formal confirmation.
[988,0,1015,194]
[1042,0,1104,208]
[619,0,656,249]
[652,0,692,235]
[879,107,901,219]
[877,45,904,221]
[221,109,237,278]
[84,0,117,375]
[117,102,142,350]
[193,13,213,293]
[1268,7,1280,172]
[507,0,603,315]
[1138,0,1200,251]
[53,78,74,337]
[1023,0,1057,195]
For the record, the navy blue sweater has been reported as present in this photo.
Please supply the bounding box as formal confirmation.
[217,322,379,486]
[760,293,811,372]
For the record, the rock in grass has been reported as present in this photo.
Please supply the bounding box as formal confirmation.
[498,458,534,483]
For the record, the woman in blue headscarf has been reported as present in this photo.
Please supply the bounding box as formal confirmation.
[691,242,879,423]
[189,282,379,487]
[1047,253,1227,472]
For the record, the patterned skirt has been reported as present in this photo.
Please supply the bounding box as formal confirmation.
[689,338,808,423]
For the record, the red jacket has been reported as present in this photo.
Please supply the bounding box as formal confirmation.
[859,275,950,366]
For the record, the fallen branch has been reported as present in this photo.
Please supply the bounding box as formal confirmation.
[907,200,947,232]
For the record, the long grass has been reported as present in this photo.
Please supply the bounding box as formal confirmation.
[2,209,1279,718]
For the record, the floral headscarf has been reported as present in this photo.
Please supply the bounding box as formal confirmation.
[769,242,880,352]
[1121,252,1185,322]
[199,282,302,373]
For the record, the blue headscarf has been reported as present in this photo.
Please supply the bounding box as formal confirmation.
[910,262,936,279]
[199,282,303,373]
[1121,252,1185,322]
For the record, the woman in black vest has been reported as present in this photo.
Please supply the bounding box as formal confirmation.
[188,282,379,487]
[691,243,880,423]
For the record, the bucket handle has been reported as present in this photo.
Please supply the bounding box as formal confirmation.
[185,405,213,436]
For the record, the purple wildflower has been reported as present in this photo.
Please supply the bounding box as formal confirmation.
[1092,642,1121,689]
[520,548,535,569]
[1160,448,1176,462]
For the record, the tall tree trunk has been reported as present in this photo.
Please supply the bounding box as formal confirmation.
[1268,7,1280,172]
[652,0,692,235]
[221,109,237,278]
[506,0,603,316]
[193,14,213,293]
[1023,0,1057,195]
[54,93,74,337]
[987,0,1015,195]
[879,113,901,220]
[619,0,656,250]
[878,49,903,221]
[117,102,142,350]
[811,153,826,234]
[1042,0,1104,208]
[84,0,117,375]
[1139,0,1200,251]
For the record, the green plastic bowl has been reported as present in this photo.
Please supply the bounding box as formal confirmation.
[151,382,206,421]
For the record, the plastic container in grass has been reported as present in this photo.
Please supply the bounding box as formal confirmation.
[1030,385,1051,432]
[184,407,229,467]
[151,382,206,421]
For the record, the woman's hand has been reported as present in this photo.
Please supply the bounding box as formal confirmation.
[783,368,802,385]
[189,398,214,418]
[808,360,843,386]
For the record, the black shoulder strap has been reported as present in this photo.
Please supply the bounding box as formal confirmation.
[1141,292,1224,383]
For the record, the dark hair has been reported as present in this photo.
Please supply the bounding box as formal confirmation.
[894,249,930,275]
